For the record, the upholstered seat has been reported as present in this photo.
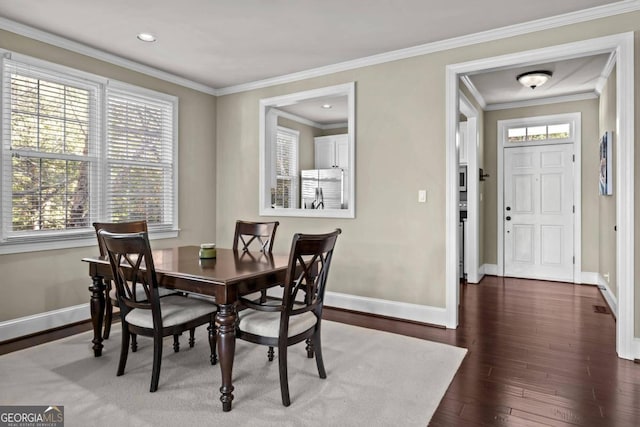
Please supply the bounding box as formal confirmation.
[236,229,341,406]
[100,230,218,393]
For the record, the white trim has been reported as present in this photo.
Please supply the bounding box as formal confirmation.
[324,292,449,327]
[579,271,600,285]
[634,339,640,360]
[482,264,498,276]
[445,33,634,360]
[460,76,487,109]
[272,108,347,131]
[217,1,640,95]
[2,3,639,96]
[485,92,598,111]
[0,17,217,95]
[595,51,618,95]
[0,303,90,342]
[595,273,618,318]
[259,82,355,219]
[614,33,635,360]
[459,93,480,284]
[0,230,178,255]
[445,66,459,328]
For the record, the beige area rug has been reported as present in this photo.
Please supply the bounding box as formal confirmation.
[0,321,466,426]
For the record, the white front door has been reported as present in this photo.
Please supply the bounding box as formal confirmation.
[504,143,574,282]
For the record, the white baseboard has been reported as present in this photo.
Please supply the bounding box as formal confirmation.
[323,291,448,327]
[0,303,90,342]
[482,264,498,276]
[634,338,640,360]
[579,271,599,285]
[594,273,618,318]
[266,288,448,327]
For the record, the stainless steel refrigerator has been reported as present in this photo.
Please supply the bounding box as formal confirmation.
[301,168,345,210]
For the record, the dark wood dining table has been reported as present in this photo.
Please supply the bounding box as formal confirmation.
[82,246,290,412]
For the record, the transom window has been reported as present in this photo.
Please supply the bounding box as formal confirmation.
[506,122,571,144]
[1,53,178,253]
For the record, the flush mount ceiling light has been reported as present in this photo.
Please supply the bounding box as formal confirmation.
[321,104,333,109]
[137,32,157,42]
[516,70,552,89]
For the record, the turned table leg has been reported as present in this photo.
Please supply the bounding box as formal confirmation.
[216,303,237,412]
[89,275,105,357]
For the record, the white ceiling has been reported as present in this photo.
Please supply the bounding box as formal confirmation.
[0,0,628,102]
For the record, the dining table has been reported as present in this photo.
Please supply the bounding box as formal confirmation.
[82,246,290,412]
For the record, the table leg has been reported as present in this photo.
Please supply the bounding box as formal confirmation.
[216,303,236,412]
[89,276,105,357]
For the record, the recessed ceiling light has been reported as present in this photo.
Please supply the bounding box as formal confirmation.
[321,104,332,109]
[137,33,157,43]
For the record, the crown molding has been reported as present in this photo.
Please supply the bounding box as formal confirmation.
[0,17,218,95]
[2,1,639,97]
[595,50,618,94]
[217,1,640,95]
[484,91,599,111]
[460,76,487,109]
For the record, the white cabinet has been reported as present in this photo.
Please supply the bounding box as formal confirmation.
[458,122,468,165]
[314,134,348,169]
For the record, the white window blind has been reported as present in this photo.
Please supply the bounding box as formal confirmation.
[106,90,175,229]
[1,58,100,242]
[274,126,298,208]
[0,53,178,251]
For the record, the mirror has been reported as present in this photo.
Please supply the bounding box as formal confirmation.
[259,82,355,218]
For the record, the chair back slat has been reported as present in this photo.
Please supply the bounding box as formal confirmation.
[99,230,161,325]
[282,229,341,320]
[93,221,148,256]
[233,220,279,253]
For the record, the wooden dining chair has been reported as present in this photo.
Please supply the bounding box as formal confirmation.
[233,220,280,302]
[93,221,178,352]
[236,229,341,406]
[100,230,218,392]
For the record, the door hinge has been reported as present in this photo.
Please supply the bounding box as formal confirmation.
[572,205,575,213]
[573,256,575,264]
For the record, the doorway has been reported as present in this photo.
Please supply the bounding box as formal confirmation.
[498,113,580,283]
[444,33,635,360]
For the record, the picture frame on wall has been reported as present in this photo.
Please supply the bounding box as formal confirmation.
[599,131,613,195]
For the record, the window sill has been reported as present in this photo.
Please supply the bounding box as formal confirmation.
[0,230,179,255]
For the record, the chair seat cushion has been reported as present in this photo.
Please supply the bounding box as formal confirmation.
[125,295,217,329]
[238,307,317,338]
[109,286,177,302]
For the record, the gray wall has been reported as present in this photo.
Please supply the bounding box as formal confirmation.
[0,29,217,321]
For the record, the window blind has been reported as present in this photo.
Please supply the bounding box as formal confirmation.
[274,126,298,208]
[1,58,100,241]
[1,53,178,250]
[105,89,175,229]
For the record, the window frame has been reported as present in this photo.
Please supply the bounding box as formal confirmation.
[273,125,299,209]
[0,51,178,255]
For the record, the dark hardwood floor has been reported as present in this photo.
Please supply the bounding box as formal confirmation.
[2,276,638,426]
[328,276,639,426]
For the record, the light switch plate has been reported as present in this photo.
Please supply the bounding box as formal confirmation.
[418,190,427,203]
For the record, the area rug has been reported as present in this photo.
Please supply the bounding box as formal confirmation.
[0,321,466,426]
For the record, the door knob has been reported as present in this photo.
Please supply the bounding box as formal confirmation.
[506,206,511,211]
[506,216,511,221]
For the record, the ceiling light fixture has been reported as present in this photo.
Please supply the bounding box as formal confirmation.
[137,33,157,42]
[321,104,332,109]
[516,70,552,89]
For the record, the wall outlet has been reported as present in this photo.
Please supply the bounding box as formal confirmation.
[418,190,427,203]
[603,272,610,283]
